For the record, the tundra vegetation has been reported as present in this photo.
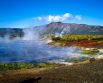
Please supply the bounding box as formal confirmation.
[66,56,89,63]
[0,63,58,71]
[81,49,99,55]
[48,34,103,48]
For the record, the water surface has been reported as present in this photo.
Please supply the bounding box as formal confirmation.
[0,39,82,63]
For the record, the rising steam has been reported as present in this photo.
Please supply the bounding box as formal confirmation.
[22,28,39,40]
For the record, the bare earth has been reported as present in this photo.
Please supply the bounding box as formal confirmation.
[0,59,103,83]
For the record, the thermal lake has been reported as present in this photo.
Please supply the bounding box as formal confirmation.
[0,39,84,63]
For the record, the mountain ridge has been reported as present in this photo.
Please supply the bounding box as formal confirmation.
[36,22,103,35]
[0,22,103,38]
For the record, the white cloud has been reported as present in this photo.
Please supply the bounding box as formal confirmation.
[36,13,82,22]
[63,13,71,18]
[47,15,61,22]
[75,15,82,20]
[61,13,72,21]
[38,17,42,21]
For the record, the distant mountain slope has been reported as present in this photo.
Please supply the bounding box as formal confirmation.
[0,22,103,38]
[0,28,24,38]
[37,22,103,35]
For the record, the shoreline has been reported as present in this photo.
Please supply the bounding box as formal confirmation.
[0,59,103,83]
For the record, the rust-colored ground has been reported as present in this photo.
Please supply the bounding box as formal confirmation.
[50,40,103,48]
[66,40,103,48]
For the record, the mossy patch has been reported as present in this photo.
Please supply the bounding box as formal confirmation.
[81,49,99,55]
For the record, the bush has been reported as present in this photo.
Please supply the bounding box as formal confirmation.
[52,37,61,41]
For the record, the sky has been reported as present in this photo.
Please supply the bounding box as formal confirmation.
[0,0,103,28]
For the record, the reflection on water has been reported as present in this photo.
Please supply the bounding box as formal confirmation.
[0,39,83,63]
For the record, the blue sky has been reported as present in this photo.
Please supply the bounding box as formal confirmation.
[0,0,103,28]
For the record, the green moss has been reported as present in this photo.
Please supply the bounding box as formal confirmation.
[37,63,57,68]
[66,57,89,63]
[0,63,36,71]
[38,63,47,68]
[0,62,57,71]
[81,49,99,55]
